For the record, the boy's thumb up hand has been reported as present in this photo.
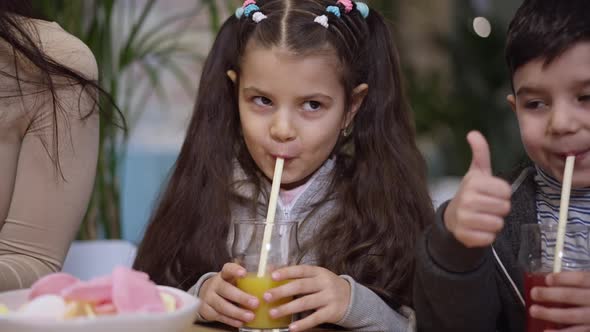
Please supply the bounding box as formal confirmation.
[467,131,492,175]
[443,131,512,248]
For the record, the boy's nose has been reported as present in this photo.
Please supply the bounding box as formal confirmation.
[548,103,581,135]
[270,110,296,142]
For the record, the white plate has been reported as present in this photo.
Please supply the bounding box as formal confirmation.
[0,286,199,332]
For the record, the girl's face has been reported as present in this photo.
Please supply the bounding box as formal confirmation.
[508,42,590,188]
[237,44,364,187]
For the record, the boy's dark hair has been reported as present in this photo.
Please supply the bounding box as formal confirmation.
[506,0,590,81]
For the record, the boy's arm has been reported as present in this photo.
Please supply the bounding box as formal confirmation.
[414,202,501,332]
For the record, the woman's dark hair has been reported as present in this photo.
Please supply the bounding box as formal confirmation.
[506,0,590,82]
[0,0,122,172]
[134,0,433,307]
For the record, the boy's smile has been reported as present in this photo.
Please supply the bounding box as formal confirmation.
[508,42,590,188]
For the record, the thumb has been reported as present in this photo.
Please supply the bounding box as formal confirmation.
[467,131,492,174]
[220,263,246,281]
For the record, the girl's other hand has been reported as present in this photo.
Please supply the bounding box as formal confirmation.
[198,263,260,328]
[263,265,351,332]
[529,271,590,330]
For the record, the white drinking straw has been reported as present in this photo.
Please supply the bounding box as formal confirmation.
[257,158,284,277]
[553,155,576,273]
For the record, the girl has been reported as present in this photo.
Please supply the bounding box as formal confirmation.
[134,0,433,331]
[0,1,116,290]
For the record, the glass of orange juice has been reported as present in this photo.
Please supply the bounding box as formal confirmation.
[232,220,299,332]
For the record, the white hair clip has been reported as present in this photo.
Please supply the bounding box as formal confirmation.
[252,11,267,23]
[314,15,329,28]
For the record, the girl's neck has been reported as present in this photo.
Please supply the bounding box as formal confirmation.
[280,173,313,190]
[279,181,310,207]
[278,158,334,207]
[279,170,317,207]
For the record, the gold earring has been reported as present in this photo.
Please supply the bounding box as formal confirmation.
[342,126,353,137]
[226,70,237,83]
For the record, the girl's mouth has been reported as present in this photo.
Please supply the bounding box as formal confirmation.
[271,154,295,161]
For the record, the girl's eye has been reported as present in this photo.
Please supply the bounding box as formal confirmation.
[253,96,272,107]
[303,100,322,112]
[524,100,548,111]
[578,95,590,102]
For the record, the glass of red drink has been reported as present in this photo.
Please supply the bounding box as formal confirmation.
[519,223,590,332]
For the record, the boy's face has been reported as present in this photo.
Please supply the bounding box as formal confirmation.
[508,42,590,188]
[237,43,366,187]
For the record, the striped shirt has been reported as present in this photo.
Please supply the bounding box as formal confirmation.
[535,166,590,270]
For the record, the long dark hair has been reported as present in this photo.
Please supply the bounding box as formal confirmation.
[0,0,121,172]
[134,0,433,307]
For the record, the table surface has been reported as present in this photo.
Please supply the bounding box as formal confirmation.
[187,324,339,331]
[187,324,233,332]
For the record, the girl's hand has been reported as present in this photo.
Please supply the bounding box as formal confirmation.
[263,265,351,332]
[444,131,511,248]
[198,263,260,328]
[530,271,590,330]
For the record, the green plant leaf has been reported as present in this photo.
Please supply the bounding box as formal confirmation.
[119,0,157,68]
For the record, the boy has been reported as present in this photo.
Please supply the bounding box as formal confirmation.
[414,1,590,331]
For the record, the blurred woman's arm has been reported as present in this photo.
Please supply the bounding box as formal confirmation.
[0,20,99,290]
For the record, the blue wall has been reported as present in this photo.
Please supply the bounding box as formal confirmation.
[120,149,179,244]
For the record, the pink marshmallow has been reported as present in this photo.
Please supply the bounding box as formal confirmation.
[27,266,171,316]
[126,268,149,281]
[29,273,79,300]
[160,289,183,309]
[61,276,113,303]
[94,302,117,315]
[112,266,165,313]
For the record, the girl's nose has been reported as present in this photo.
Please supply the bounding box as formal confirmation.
[270,109,296,142]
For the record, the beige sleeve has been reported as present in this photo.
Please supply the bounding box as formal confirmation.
[0,20,99,290]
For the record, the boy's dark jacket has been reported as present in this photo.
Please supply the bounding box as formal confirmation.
[414,163,538,332]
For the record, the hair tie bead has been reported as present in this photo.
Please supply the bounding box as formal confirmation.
[337,0,354,13]
[355,2,369,18]
[326,5,341,18]
[235,7,244,18]
[235,0,267,23]
[314,15,329,28]
[252,12,267,23]
[244,4,260,17]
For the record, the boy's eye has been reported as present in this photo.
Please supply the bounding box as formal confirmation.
[524,100,548,110]
[253,96,272,107]
[303,100,322,112]
[578,95,590,102]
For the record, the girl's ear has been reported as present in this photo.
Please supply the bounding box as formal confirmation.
[227,70,238,83]
[343,83,369,128]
